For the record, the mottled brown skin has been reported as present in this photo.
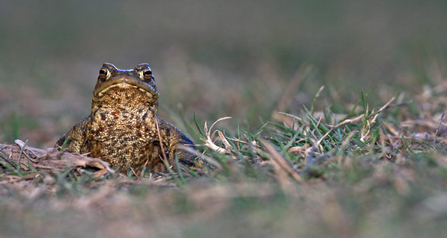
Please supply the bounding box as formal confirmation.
[56,63,196,173]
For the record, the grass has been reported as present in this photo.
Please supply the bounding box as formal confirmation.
[2,84,447,237]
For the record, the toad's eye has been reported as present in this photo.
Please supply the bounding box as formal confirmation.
[143,69,152,80]
[99,68,108,79]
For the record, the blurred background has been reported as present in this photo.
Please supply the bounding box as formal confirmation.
[0,0,446,147]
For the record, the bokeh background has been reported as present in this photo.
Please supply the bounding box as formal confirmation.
[1,0,446,147]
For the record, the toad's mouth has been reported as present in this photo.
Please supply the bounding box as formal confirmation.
[94,78,158,99]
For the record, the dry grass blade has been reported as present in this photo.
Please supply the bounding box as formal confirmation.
[287,143,310,154]
[312,97,395,145]
[0,173,37,184]
[310,85,325,116]
[260,139,302,182]
[434,110,447,144]
[154,116,170,169]
[383,121,400,136]
[178,145,223,170]
[216,130,234,153]
[278,112,304,122]
[370,97,395,123]
[316,114,365,147]
[276,65,310,112]
[201,117,233,154]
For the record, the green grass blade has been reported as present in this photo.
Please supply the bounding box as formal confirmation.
[193,113,205,138]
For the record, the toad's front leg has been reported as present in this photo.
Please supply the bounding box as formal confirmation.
[55,117,92,153]
[157,117,196,169]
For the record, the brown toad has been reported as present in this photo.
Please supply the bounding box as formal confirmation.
[56,63,196,173]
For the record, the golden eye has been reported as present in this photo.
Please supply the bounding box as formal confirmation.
[143,68,152,80]
[99,68,108,79]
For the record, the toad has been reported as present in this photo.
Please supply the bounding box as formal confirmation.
[56,63,196,173]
